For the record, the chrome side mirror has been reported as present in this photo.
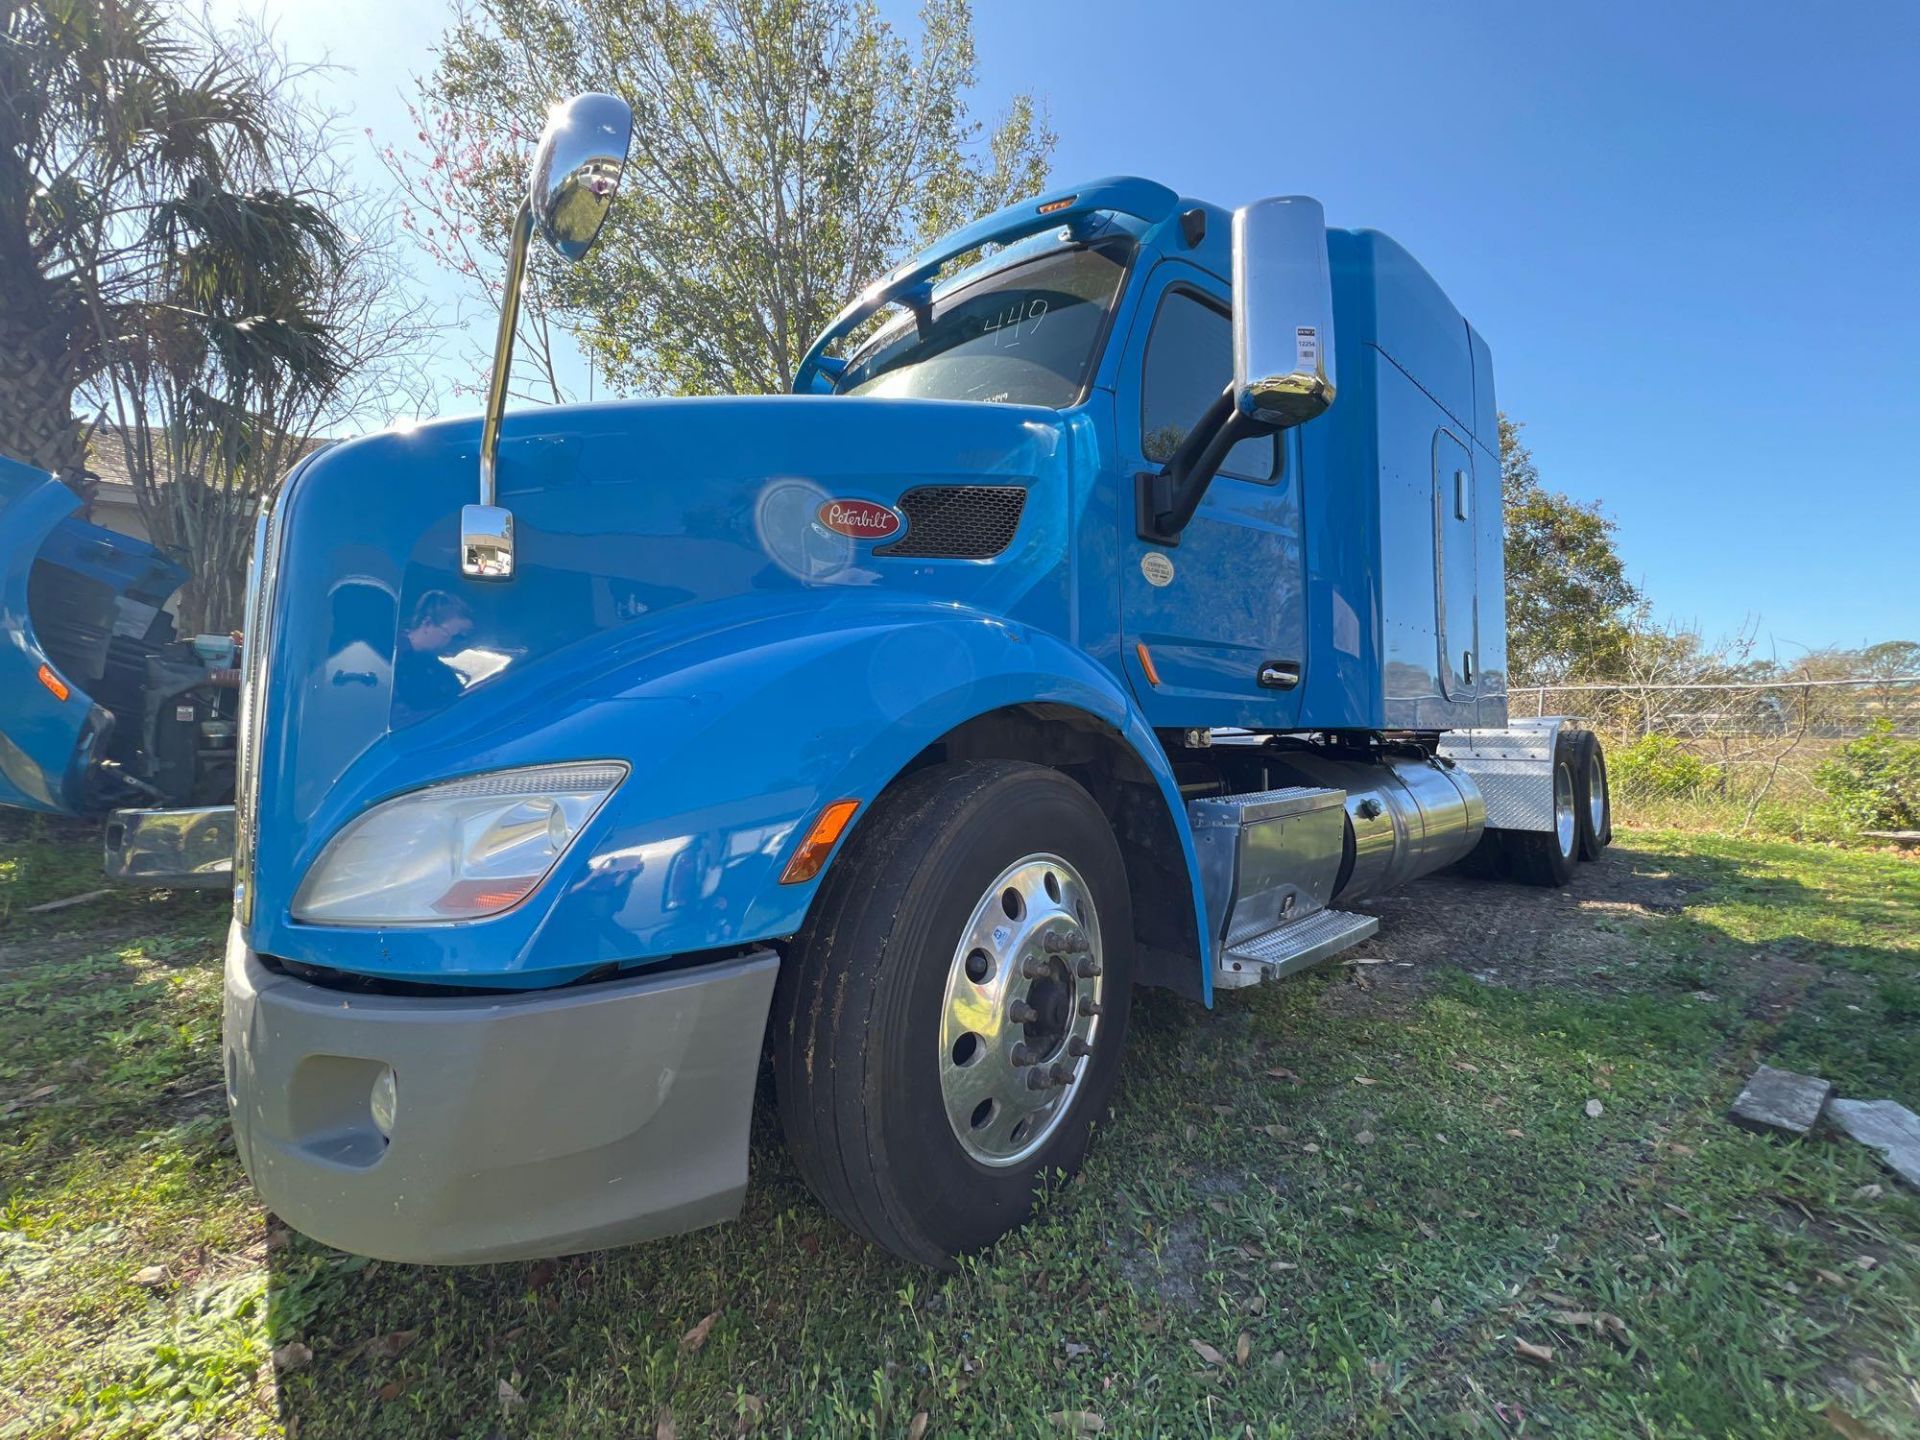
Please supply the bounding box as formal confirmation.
[528,92,634,262]
[1231,196,1336,429]
[464,93,634,580]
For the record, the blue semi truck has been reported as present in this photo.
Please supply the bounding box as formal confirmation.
[198,97,1613,1268]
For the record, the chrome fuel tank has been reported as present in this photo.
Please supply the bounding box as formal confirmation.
[1262,751,1485,903]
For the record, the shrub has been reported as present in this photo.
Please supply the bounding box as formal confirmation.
[1815,721,1920,831]
[1611,734,1719,798]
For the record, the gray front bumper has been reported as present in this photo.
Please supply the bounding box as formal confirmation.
[222,922,779,1264]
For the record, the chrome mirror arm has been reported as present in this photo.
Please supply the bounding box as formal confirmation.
[462,200,534,579]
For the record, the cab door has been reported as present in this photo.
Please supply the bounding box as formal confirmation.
[1116,265,1306,729]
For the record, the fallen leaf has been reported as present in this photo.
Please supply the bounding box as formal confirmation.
[1047,1412,1105,1434]
[27,1084,59,1100]
[1662,1202,1693,1220]
[1211,1104,1235,1117]
[1452,1061,1479,1073]
[1235,1332,1251,1366]
[132,1265,168,1289]
[1666,1142,1696,1157]
[908,1414,929,1440]
[1353,1076,1378,1086]
[1429,1297,1444,1318]
[1265,1067,1299,1082]
[1537,1290,1580,1307]
[1503,1129,1525,1139]
[1207,1198,1230,1215]
[271,1342,313,1372]
[527,1259,557,1290]
[375,1380,405,1403]
[1064,1340,1092,1359]
[1513,1337,1554,1368]
[736,1393,764,1433]
[1856,1255,1880,1271]
[1190,1339,1228,1367]
[655,1407,677,1440]
[1301,1142,1321,1154]
[498,1378,524,1413]
[680,1309,720,1354]
[1584,1099,1605,1119]
[366,1329,418,1361]
[1816,1268,1847,1287]
[1246,1293,1267,1316]
[1823,1402,1889,1440]
[1270,1260,1298,1272]
[265,1229,291,1254]
[1354,1130,1376,1146]
[1261,1124,1291,1139]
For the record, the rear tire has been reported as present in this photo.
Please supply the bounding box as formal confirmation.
[1574,731,1611,860]
[1503,730,1580,887]
[773,759,1134,1268]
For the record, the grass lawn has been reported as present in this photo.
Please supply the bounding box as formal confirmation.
[3,812,1918,1438]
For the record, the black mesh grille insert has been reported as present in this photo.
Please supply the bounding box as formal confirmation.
[874,485,1027,559]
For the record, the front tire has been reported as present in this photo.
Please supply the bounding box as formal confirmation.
[773,760,1134,1268]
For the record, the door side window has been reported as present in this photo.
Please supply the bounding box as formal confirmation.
[1139,287,1279,483]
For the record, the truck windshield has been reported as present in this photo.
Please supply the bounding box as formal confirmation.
[836,239,1133,407]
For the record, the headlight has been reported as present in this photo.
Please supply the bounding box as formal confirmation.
[291,762,626,924]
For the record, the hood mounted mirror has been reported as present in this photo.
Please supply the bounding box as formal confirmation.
[463,93,634,579]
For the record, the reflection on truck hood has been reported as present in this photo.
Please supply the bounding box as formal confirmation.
[256,394,1081,869]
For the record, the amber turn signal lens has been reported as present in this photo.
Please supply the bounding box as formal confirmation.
[781,798,860,884]
[1134,642,1161,687]
[1036,195,1076,215]
[37,664,70,702]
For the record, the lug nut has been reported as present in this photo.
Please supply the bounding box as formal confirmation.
[1021,956,1051,980]
[1074,956,1102,979]
[1042,932,1068,954]
[1049,1061,1076,1086]
[1026,1065,1054,1091]
[1082,999,1102,1016]
[1009,1001,1039,1025]
[1067,1036,1093,1057]
[1010,1041,1038,1066]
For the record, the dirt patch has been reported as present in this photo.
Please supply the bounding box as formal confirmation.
[1109,1210,1208,1311]
[1301,846,1689,1016]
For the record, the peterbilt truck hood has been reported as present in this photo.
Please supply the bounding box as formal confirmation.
[0,456,189,814]
[248,394,1082,931]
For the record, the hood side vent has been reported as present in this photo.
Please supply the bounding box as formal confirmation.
[875,485,1026,560]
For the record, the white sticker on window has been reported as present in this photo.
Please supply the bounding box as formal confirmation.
[1295,325,1321,375]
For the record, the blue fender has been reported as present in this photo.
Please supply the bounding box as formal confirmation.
[260,591,1213,1001]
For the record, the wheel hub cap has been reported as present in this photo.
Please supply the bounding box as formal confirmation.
[939,854,1103,1167]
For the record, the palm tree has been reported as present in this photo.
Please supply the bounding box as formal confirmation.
[0,0,344,498]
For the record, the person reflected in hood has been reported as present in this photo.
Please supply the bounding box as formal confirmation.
[393,589,474,724]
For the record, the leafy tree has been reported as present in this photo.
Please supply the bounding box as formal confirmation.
[385,0,1054,400]
[0,0,342,497]
[90,23,436,631]
[1500,414,1639,684]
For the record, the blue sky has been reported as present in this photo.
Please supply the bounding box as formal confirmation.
[216,0,1918,654]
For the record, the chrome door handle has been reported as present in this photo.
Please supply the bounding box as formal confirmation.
[1258,660,1301,690]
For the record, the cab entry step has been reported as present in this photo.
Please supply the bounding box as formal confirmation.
[1217,907,1379,989]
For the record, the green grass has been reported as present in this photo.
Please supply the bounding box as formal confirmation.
[3,814,1918,1438]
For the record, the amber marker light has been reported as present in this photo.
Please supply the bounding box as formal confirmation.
[37,664,70,702]
[781,798,860,884]
[1134,642,1162,687]
[1036,195,1076,215]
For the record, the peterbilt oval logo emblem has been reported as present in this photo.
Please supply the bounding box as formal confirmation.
[816,498,902,540]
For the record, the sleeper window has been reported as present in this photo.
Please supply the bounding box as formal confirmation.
[1139,288,1279,482]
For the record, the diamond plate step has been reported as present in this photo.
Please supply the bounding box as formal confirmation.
[1217,908,1379,989]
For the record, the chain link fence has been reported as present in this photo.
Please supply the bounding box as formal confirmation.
[1505,677,1920,833]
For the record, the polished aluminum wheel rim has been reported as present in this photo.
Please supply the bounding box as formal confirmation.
[1554,761,1577,856]
[939,853,1104,1168]
[1588,751,1607,836]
